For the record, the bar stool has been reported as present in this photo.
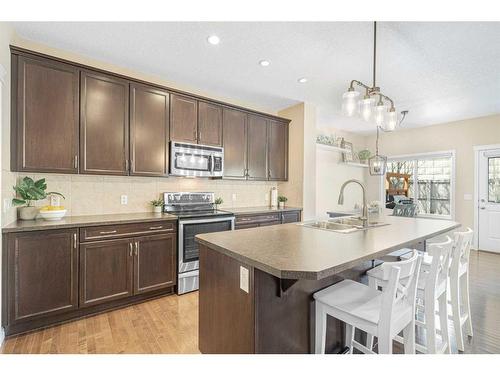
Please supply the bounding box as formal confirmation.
[370,237,454,354]
[314,251,422,354]
[449,228,474,352]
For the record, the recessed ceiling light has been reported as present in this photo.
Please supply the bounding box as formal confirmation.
[259,60,270,67]
[297,77,308,83]
[207,35,220,45]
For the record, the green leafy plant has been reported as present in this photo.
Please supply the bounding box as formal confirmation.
[358,149,371,161]
[150,198,164,207]
[12,177,65,207]
[278,195,288,203]
[214,197,223,206]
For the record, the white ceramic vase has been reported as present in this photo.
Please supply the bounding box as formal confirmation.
[19,206,38,220]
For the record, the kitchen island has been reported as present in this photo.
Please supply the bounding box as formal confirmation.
[195,215,460,354]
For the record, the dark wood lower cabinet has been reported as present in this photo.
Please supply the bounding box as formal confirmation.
[235,210,302,230]
[2,220,177,336]
[79,238,134,308]
[6,229,79,325]
[134,234,176,295]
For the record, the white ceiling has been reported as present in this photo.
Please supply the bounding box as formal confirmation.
[10,22,500,133]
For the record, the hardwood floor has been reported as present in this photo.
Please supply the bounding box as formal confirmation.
[1,250,499,354]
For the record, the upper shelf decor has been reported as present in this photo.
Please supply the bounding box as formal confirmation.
[341,21,408,132]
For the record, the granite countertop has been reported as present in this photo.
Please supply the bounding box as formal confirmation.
[196,215,460,280]
[2,212,178,233]
[229,206,302,215]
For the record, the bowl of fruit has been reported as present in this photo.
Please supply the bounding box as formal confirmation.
[39,205,67,221]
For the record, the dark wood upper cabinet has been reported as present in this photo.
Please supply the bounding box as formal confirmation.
[222,108,247,179]
[170,94,198,143]
[198,101,222,146]
[7,229,78,324]
[133,233,176,295]
[80,71,129,175]
[267,120,288,181]
[247,114,268,180]
[79,238,133,308]
[130,84,170,177]
[12,55,79,173]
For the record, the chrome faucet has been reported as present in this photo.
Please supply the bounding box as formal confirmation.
[338,179,368,228]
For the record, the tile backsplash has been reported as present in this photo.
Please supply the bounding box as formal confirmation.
[2,171,278,224]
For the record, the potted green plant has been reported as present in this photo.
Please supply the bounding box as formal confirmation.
[12,177,65,220]
[214,197,223,210]
[358,149,371,164]
[278,195,288,209]
[150,198,164,214]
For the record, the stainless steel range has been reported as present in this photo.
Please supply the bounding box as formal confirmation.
[164,192,234,294]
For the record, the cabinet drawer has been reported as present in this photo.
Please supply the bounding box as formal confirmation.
[281,211,301,224]
[80,221,176,242]
[235,213,281,225]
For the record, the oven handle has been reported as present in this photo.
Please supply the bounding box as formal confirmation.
[179,216,235,227]
[210,154,214,174]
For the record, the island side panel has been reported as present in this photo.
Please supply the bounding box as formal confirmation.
[199,244,255,354]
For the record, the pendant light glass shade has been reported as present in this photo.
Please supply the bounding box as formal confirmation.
[369,154,387,176]
[341,90,360,117]
[359,96,374,122]
[385,108,397,131]
[374,103,386,127]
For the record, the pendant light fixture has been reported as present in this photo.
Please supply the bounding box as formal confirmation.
[341,21,408,175]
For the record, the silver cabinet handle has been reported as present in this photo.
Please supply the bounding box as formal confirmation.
[99,230,117,234]
[129,242,133,257]
[149,226,163,230]
[135,241,139,256]
[74,155,78,169]
[73,233,77,249]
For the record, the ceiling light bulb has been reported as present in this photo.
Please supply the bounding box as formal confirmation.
[297,77,308,83]
[359,96,374,122]
[259,60,270,67]
[374,103,386,127]
[207,35,220,45]
[385,108,397,131]
[341,89,360,117]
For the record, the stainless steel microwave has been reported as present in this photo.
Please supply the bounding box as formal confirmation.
[170,141,224,177]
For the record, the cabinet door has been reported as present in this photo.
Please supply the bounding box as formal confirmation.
[268,120,288,181]
[247,114,268,180]
[281,211,301,224]
[133,233,176,295]
[7,229,78,324]
[170,94,198,143]
[130,84,170,177]
[80,71,129,175]
[198,101,222,146]
[222,108,247,179]
[14,55,79,173]
[80,238,133,307]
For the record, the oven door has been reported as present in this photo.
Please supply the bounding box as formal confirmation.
[178,216,235,273]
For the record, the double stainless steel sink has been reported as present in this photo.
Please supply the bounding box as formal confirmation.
[299,216,389,233]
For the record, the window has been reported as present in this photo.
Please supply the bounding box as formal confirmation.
[488,157,500,203]
[385,152,455,219]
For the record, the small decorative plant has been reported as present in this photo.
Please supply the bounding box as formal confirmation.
[12,177,65,220]
[214,197,223,209]
[358,149,371,163]
[150,198,164,213]
[278,195,288,209]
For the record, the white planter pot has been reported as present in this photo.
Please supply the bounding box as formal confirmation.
[19,206,38,220]
[153,206,162,213]
[278,202,285,209]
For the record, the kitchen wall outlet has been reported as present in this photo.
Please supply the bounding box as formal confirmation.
[464,194,473,201]
[120,195,128,205]
[3,199,12,213]
[240,266,249,293]
[232,193,237,202]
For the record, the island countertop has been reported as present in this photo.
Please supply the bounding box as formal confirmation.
[195,215,460,280]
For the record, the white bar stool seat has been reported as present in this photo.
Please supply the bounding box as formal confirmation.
[314,251,422,354]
